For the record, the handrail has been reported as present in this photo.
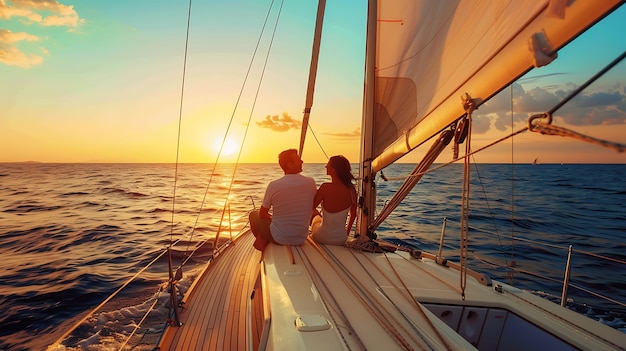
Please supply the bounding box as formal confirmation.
[48,244,171,349]
[384,221,626,322]
[438,227,626,312]
[561,245,573,307]
[472,250,626,311]
[50,214,252,350]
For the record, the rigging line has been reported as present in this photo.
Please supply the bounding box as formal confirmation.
[340,255,426,351]
[471,224,626,275]
[160,0,221,299]
[298,240,365,351]
[475,253,626,309]
[548,49,626,117]
[212,194,232,251]
[574,248,626,266]
[509,84,516,274]
[213,0,288,252]
[360,253,454,351]
[469,158,512,270]
[528,50,626,152]
[569,283,626,309]
[50,246,171,347]
[473,254,559,281]
[349,254,433,350]
[310,241,422,350]
[179,224,248,268]
[372,131,451,231]
[323,247,419,350]
[459,113,473,298]
[168,0,193,264]
[475,252,626,309]
[309,123,329,160]
[382,126,529,182]
[213,0,284,253]
[401,251,462,295]
[117,290,163,351]
[530,123,626,152]
[186,0,281,257]
[500,233,626,266]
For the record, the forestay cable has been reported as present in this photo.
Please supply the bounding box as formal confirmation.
[210,0,285,252]
[164,0,195,328]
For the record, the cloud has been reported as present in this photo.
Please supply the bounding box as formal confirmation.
[1,0,80,25]
[0,28,38,43]
[0,0,83,68]
[324,128,361,138]
[0,41,43,67]
[474,80,626,133]
[256,112,302,132]
[0,29,43,67]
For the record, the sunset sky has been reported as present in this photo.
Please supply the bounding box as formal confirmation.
[2,1,625,164]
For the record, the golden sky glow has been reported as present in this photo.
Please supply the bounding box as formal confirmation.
[1,1,625,164]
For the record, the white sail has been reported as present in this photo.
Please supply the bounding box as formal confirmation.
[369,0,624,172]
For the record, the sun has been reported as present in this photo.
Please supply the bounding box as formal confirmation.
[214,137,240,157]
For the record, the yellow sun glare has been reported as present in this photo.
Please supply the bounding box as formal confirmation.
[214,137,239,157]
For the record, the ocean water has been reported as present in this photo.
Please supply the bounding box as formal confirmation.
[0,162,624,350]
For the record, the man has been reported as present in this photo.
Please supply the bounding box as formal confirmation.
[249,149,316,251]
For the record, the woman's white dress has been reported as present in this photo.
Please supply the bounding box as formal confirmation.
[310,206,349,245]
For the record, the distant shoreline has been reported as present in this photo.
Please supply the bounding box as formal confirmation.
[2,161,625,165]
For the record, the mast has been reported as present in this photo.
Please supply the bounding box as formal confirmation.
[298,0,326,157]
[357,0,377,239]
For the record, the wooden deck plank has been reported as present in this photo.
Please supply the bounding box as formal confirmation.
[210,236,255,350]
[251,274,263,351]
[239,247,260,350]
[201,251,233,350]
[157,231,261,351]
[226,265,244,350]
[191,260,223,350]
[191,241,236,350]
[186,244,231,350]
[221,247,247,351]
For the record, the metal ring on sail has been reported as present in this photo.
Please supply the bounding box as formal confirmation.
[527,50,626,152]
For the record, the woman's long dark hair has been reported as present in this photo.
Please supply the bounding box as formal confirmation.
[329,155,355,187]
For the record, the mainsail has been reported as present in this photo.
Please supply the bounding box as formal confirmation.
[366,0,624,171]
[358,0,624,237]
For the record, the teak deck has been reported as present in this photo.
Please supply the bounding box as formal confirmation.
[157,232,262,351]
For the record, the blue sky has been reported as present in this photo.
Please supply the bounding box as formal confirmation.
[1,1,625,164]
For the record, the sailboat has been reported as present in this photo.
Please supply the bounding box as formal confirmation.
[49,0,626,350]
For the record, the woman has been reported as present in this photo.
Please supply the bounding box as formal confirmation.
[310,155,357,245]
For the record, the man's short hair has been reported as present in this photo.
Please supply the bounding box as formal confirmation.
[278,149,298,171]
